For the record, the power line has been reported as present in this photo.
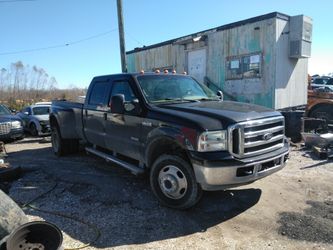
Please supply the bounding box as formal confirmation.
[0,29,118,56]
[125,32,145,47]
[0,0,36,3]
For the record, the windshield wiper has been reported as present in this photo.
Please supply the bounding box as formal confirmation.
[157,98,199,103]
[198,98,217,101]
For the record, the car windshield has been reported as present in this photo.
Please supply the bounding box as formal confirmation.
[32,106,50,115]
[0,105,11,115]
[136,75,218,103]
[313,78,330,85]
[326,78,333,85]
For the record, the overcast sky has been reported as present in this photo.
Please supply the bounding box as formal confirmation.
[0,0,331,88]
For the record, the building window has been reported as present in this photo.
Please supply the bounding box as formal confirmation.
[226,57,242,79]
[226,53,261,80]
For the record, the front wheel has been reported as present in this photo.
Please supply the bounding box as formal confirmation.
[150,154,202,210]
[30,123,38,136]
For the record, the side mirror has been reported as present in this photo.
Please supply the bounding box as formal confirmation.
[124,99,141,114]
[111,94,125,114]
[217,91,224,101]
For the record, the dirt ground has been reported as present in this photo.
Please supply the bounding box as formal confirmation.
[2,137,333,250]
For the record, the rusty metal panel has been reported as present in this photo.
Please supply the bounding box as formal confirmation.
[126,14,309,110]
[207,18,277,108]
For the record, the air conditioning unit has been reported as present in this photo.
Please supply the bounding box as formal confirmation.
[289,15,312,58]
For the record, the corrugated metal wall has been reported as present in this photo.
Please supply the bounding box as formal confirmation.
[207,19,276,108]
[127,15,308,110]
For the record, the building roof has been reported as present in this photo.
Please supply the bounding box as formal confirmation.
[126,12,289,55]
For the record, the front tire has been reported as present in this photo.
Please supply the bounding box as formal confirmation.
[150,154,202,210]
[30,123,38,136]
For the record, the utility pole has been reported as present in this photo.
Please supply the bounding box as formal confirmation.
[117,0,127,73]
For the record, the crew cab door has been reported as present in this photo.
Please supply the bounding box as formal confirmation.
[83,80,111,148]
[105,78,143,161]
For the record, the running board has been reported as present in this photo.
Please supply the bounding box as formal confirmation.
[85,147,144,175]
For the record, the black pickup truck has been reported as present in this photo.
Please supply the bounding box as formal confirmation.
[50,73,289,209]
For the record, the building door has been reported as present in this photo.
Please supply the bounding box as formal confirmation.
[188,48,206,84]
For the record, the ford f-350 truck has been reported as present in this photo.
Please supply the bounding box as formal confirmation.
[50,72,289,209]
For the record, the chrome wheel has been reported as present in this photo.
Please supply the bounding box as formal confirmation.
[158,165,188,200]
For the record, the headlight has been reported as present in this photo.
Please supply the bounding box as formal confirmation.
[197,130,227,152]
[11,120,22,129]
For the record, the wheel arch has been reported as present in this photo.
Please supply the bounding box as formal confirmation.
[145,135,191,169]
[307,103,333,117]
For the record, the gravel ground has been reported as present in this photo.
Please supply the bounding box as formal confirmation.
[1,137,333,249]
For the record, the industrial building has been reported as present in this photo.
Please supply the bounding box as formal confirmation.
[126,12,312,110]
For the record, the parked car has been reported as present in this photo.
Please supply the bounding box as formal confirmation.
[50,72,289,209]
[0,104,24,141]
[311,76,332,91]
[17,104,51,136]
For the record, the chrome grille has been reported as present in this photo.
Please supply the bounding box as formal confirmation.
[0,122,11,135]
[228,116,285,158]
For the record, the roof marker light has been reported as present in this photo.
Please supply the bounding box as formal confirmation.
[155,69,160,74]
[164,69,169,74]
[140,70,145,74]
[172,69,176,74]
[183,71,187,75]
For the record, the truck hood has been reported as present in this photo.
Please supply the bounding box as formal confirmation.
[157,100,281,124]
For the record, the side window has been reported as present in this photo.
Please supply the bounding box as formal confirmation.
[111,81,135,102]
[89,81,109,105]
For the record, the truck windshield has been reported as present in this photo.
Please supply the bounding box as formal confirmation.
[136,75,218,103]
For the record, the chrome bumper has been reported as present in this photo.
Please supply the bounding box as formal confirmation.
[193,151,289,191]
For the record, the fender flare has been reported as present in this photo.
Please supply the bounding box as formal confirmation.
[144,126,196,167]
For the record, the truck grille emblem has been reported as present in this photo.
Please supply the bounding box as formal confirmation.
[262,133,273,141]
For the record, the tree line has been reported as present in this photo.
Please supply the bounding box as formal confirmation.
[0,61,86,110]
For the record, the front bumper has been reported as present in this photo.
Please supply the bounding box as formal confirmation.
[39,124,51,136]
[190,141,289,191]
[0,128,24,140]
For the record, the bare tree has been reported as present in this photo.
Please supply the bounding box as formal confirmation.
[0,61,86,110]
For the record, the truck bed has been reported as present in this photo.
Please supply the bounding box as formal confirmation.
[51,100,84,140]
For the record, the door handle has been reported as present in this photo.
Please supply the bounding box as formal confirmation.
[104,113,107,120]
[85,109,88,116]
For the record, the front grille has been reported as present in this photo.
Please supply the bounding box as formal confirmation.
[0,122,11,135]
[228,116,285,158]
